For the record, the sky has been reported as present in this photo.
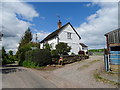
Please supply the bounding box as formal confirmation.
[0,0,118,53]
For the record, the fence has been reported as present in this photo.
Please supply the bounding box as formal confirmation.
[104,51,120,72]
[60,55,89,65]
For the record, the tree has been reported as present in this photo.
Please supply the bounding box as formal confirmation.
[16,28,32,65]
[2,47,8,65]
[56,42,71,55]
[18,28,32,49]
[9,50,13,56]
[18,43,32,65]
[44,43,52,51]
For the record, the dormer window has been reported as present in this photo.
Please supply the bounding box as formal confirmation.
[67,32,72,39]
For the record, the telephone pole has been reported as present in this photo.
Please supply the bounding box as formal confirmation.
[35,33,38,43]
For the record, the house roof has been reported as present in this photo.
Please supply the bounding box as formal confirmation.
[104,28,120,36]
[80,43,88,47]
[40,22,81,43]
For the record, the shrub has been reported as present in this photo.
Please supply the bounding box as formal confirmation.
[22,60,38,68]
[25,49,52,66]
[51,50,60,64]
[56,42,71,55]
[51,50,58,56]
[18,52,25,66]
[44,43,52,51]
[18,44,32,65]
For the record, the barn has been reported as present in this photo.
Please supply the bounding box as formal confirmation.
[104,28,120,72]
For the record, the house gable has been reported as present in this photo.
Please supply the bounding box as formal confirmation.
[40,22,81,43]
[58,23,81,43]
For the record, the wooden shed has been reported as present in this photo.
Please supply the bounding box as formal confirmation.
[104,28,120,72]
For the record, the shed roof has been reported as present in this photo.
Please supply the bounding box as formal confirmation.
[104,28,120,44]
[80,43,88,47]
[105,28,120,36]
[40,22,81,43]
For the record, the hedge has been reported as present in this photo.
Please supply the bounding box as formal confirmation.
[25,49,52,66]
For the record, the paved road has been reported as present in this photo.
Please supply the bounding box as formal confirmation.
[2,65,57,88]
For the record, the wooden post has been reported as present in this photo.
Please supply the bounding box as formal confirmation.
[106,35,109,54]
[108,54,111,71]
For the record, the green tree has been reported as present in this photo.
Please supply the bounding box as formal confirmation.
[2,47,8,65]
[16,28,33,65]
[44,43,52,51]
[51,50,58,56]
[56,42,71,55]
[9,50,13,56]
[18,43,32,65]
[18,28,32,49]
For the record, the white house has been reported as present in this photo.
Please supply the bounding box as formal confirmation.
[40,20,88,55]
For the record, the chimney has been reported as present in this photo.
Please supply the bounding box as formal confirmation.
[58,20,62,29]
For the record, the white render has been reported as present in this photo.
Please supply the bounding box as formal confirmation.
[40,23,88,55]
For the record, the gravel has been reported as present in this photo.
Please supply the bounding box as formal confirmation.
[38,56,117,88]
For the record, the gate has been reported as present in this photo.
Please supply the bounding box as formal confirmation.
[110,51,120,65]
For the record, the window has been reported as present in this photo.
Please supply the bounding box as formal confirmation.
[110,46,120,51]
[67,32,72,39]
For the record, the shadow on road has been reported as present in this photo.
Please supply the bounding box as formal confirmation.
[1,64,27,74]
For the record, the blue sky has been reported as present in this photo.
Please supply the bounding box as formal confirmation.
[27,2,100,33]
[2,1,117,53]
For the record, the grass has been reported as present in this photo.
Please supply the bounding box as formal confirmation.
[78,64,89,70]
[94,73,120,86]
[89,60,100,64]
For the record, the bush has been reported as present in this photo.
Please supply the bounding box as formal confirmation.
[22,60,38,68]
[25,49,52,66]
[51,50,60,64]
[56,42,71,55]
[18,44,32,65]
[18,52,26,66]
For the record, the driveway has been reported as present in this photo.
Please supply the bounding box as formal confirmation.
[2,65,57,88]
[34,56,118,88]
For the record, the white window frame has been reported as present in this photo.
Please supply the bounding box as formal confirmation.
[67,32,72,39]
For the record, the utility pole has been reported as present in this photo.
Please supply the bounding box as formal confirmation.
[35,33,38,43]
[0,32,3,41]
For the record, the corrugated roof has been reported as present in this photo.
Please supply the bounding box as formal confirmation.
[40,22,81,43]
[105,28,120,36]
[80,43,88,47]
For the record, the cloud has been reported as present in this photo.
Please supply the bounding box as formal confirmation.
[76,2,118,49]
[1,0,39,53]
[86,14,97,21]
[40,16,46,20]
[85,3,95,7]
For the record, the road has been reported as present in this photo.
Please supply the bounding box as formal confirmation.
[2,56,118,88]
[2,64,57,88]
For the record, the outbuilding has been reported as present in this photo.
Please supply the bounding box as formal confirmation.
[104,28,120,72]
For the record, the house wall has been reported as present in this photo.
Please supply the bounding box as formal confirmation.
[40,24,88,55]
[47,37,58,49]
[40,37,58,50]
[79,45,88,52]
[58,24,81,54]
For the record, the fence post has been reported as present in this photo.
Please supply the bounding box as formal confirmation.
[108,54,111,71]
